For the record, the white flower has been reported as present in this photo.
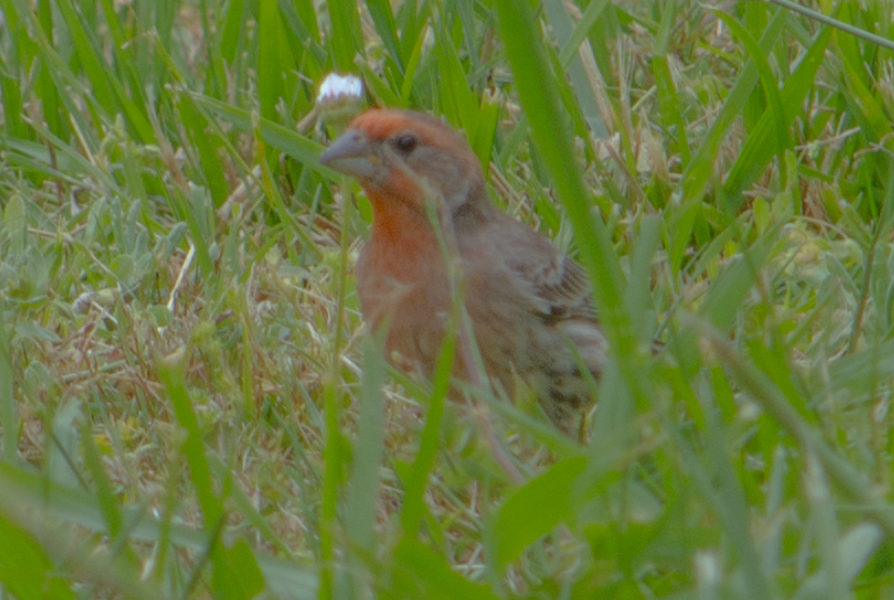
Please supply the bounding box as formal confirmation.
[317,73,363,106]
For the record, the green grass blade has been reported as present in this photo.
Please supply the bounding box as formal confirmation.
[219,0,245,64]
[365,0,402,69]
[156,351,234,599]
[485,457,587,570]
[345,337,387,551]
[259,0,291,124]
[80,419,139,565]
[670,9,787,271]
[721,22,833,210]
[0,513,75,600]
[0,318,16,462]
[698,225,776,332]
[495,0,647,403]
[651,0,690,167]
[545,0,609,137]
[328,0,363,72]
[400,325,454,538]
[54,0,154,142]
[381,539,500,600]
[190,93,334,176]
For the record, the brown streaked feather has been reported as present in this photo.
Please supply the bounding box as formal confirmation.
[489,217,598,324]
[526,255,597,324]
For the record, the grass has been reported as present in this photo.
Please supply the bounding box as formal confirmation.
[2,0,894,598]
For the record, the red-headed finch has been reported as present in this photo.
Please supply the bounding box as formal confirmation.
[320,109,606,432]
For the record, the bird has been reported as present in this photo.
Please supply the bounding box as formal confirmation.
[319,108,607,433]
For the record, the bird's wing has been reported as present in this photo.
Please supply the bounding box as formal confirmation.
[520,249,598,323]
[494,218,598,323]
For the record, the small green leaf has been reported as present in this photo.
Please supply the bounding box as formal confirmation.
[486,457,586,569]
[380,539,500,600]
[0,514,75,600]
[226,540,266,599]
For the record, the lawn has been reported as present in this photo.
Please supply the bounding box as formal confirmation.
[2,0,894,598]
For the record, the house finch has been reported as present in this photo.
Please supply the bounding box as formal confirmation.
[320,109,606,432]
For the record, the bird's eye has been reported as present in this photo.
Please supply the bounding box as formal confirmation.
[394,134,418,154]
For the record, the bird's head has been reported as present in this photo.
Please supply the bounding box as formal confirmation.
[319,109,487,216]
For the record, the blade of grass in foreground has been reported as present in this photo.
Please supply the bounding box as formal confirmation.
[0,467,168,600]
[485,457,586,571]
[0,318,15,461]
[318,380,341,600]
[704,328,894,538]
[345,336,387,552]
[380,539,500,600]
[0,512,76,600]
[0,460,317,598]
[495,0,646,403]
[344,335,387,596]
[79,419,139,566]
[319,166,358,599]
[400,322,454,538]
[158,351,246,599]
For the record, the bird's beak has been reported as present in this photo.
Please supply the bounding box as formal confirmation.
[319,129,378,180]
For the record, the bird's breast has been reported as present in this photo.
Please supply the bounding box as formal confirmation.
[355,226,454,375]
